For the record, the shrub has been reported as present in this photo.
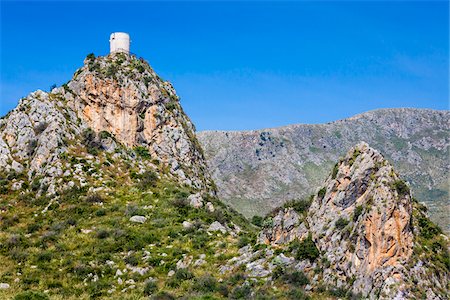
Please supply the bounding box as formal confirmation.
[328,286,348,297]
[171,197,190,215]
[418,215,442,239]
[134,146,151,159]
[335,217,349,229]
[95,209,106,217]
[285,198,312,214]
[165,101,177,111]
[317,187,326,199]
[193,275,217,293]
[143,280,158,295]
[230,284,252,299]
[237,235,251,248]
[174,268,194,280]
[124,254,139,266]
[251,215,263,227]
[166,268,194,288]
[348,148,361,166]
[353,205,363,221]
[82,128,102,155]
[105,64,118,78]
[392,180,410,196]
[96,230,110,239]
[292,235,320,261]
[192,232,210,249]
[151,292,175,300]
[99,130,112,140]
[14,291,50,300]
[287,288,310,300]
[86,53,95,61]
[35,251,53,264]
[331,163,339,179]
[86,193,103,203]
[138,171,158,190]
[282,270,309,286]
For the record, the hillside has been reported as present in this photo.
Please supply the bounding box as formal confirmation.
[0,52,448,299]
[0,53,254,299]
[197,108,450,231]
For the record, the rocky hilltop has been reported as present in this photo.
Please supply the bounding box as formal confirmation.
[254,142,449,299]
[197,108,450,231]
[0,53,212,196]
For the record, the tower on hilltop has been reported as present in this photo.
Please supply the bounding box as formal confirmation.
[110,32,130,54]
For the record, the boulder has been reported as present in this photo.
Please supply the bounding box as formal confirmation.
[129,216,147,223]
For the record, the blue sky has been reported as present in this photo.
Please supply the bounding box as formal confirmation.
[1,1,448,131]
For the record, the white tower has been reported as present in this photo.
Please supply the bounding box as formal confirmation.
[110,32,130,54]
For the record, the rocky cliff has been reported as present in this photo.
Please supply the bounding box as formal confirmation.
[197,109,450,231]
[0,53,213,196]
[255,142,449,299]
[0,53,257,299]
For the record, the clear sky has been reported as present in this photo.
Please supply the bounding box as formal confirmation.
[1,1,448,131]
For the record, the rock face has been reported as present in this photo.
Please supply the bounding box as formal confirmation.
[197,109,450,232]
[0,53,213,193]
[257,208,308,245]
[258,142,449,299]
[308,142,414,298]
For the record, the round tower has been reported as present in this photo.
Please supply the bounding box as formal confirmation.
[109,32,130,54]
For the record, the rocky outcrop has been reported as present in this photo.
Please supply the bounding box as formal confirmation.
[257,142,449,299]
[307,142,414,298]
[0,53,213,193]
[257,208,308,245]
[197,109,450,232]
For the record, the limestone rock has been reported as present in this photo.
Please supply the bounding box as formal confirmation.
[188,193,203,208]
[182,221,193,229]
[0,54,215,198]
[208,221,227,234]
[129,216,147,224]
[0,283,10,289]
[258,208,308,245]
[205,202,215,212]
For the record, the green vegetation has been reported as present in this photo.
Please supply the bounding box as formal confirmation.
[251,215,263,227]
[331,162,339,179]
[391,180,410,196]
[134,146,151,159]
[348,148,361,166]
[81,128,102,155]
[165,101,177,111]
[335,217,349,229]
[289,234,320,262]
[353,205,363,221]
[86,53,95,61]
[317,187,326,199]
[284,196,313,214]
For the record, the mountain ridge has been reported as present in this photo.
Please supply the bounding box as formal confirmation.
[197,108,450,232]
[198,108,446,133]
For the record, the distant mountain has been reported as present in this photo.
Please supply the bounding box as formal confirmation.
[198,108,450,232]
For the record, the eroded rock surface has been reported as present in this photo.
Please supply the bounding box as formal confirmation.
[0,53,214,194]
[307,142,414,298]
